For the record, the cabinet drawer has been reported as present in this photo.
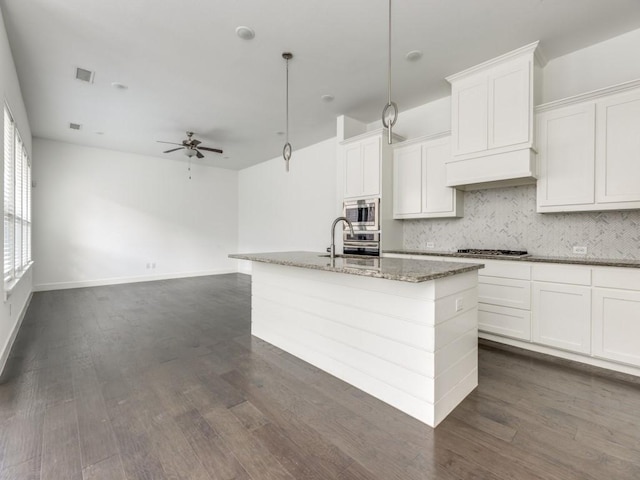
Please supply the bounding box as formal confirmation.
[593,288,640,367]
[480,260,531,280]
[593,267,640,290]
[478,276,531,309]
[479,304,531,341]
[532,264,591,285]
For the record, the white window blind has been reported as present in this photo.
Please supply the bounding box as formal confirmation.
[3,105,31,285]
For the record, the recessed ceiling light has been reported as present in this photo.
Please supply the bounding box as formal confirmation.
[223,156,229,159]
[236,26,255,40]
[405,50,423,62]
[69,122,82,130]
[75,67,94,83]
[111,82,128,90]
[276,131,285,136]
[321,94,334,102]
[95,131,104,135]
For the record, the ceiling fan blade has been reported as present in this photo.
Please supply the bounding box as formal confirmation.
[157,141,183,146]
[196,150,204,159]
[198,147,224,154]
[163,147,184,153]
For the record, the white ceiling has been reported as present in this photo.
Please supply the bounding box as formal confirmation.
[2,0,640,170]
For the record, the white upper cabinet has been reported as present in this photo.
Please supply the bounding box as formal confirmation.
[452,76,488,156]
[595,89,640,205]
[537,103,596,209]
[488,58,531,149]
[393,135,463,219]
[343,135,381,199]
[536,80,640,212]
[446,42,540,189]
[393,144,422,215]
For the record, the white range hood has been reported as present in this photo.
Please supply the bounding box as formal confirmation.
[445,41,543,190]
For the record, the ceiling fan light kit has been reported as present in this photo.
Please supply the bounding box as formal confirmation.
[282,52,293,172]
[381,0,398,145]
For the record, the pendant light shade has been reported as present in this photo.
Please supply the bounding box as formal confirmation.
[282,52,293,172]
[381,0,398,144]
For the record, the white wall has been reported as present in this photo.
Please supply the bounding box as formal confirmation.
[32,139,238,290]
[0,8,33,375]
[543,28,640,103]
[238,138,339,273]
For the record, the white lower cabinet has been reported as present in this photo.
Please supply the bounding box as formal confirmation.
[592,267,640,368]
[385,253,640,375]
[479,304,531,341]
[532,282,591,354]
[478,260,532,341]
[592,288,640,367]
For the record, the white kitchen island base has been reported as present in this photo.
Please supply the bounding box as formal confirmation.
[249,261,479,427]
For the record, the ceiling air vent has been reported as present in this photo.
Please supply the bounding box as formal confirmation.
[69,122,82,130]
[75,67,94,83]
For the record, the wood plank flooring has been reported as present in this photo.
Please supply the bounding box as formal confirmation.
[1,273,639,479]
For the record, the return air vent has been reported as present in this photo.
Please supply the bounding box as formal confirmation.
[75,67,94,83]
[69,122,82,130]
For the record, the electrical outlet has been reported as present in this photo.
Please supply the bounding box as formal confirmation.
[455,298,464,312]
[426,242,435,249]
[573,246,587,255]
[151,262,156,269]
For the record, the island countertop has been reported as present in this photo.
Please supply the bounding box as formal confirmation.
[229,251,484,283]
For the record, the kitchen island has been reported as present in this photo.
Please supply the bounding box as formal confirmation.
[229,251,484,427]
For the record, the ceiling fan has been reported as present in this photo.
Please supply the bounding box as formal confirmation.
[157,131,223,158]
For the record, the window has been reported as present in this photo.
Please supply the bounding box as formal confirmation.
[4,105,32,285]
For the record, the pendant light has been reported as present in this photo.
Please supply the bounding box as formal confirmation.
[282,52,293,172]
[381,0,398,144]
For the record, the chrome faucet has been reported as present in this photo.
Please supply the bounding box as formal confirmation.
[330,216,354,259]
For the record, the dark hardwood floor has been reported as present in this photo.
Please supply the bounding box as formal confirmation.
[1,273,639,480]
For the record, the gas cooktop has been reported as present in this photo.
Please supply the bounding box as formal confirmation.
[457,249,529,257]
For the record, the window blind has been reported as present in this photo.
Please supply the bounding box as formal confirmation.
[3,105,32,285]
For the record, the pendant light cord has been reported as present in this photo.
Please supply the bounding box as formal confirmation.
[282,52,293,172]
[381,0,398,144]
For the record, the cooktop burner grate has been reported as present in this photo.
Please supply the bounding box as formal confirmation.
[457,249,529,256]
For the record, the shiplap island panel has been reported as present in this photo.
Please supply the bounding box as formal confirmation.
[229,252,483,427]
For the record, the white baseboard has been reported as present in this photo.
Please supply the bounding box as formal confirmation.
[33,268,238,292]
[0,292,33,378]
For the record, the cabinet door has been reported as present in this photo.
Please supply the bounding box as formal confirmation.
[393,144,422,217]
[344,143,363,198]
[361,137,381,197]
[537,103,596,209]
[423,137,455,215]
[451,75,488,156]
[479,304,531,341]
[596,90,640,204]
[532,282,591,354]
[488,58,531,149]
[593,288,640,367]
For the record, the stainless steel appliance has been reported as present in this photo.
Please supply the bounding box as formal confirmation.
[343,198,379,231]
[343,231,380,256]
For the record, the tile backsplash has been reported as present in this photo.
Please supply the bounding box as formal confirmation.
[403,185,640,260]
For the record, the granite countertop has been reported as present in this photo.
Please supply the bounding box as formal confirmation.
[385,250,640,269]
[229,251,484,283]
